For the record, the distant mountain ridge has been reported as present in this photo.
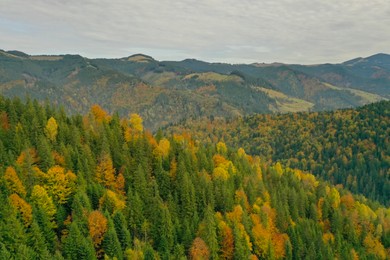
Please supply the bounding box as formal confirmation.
[0,49,388,130]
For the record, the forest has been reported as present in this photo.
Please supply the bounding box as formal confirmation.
[0,95,389,259]
[168,101,390,206]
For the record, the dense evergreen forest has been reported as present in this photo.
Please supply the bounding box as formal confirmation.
[168,101,390,206]
[0,95,389,259]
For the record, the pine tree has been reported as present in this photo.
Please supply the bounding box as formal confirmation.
[202,205,219,260]
[63,222,96,260]
[233,222,250,259]
[155,203,174,255]
[113,212,131,251]
[102,216,123,260]
[27,221,51,259]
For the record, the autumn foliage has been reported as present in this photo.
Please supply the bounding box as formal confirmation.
[0,96,388,259]
[190,237,210,260]
[88,211,108,252]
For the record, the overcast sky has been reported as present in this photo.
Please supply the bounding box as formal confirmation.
[1,0,389,64]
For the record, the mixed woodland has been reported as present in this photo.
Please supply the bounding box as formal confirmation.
[168,101,390,206]
[0,95,389,259]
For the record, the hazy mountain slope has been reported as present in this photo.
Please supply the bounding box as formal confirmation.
[290,53,390,97]
[0,49,388,130]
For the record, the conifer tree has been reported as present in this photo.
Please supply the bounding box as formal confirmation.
[102,216,123,260]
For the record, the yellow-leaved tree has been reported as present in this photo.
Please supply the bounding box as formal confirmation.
[95,153,116,190]
[99,190,126,214]
[216,141,227,155]
[218,220,234,259]
[155,138,170,158]
[88,210,108,254]
[9,193,33,227]
[130,113,143,132]
[45,117,58,142]
[31,185,57,221]
[4,166,26,197]
[43,165,77,204]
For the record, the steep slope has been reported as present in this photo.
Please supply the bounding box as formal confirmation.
[0,49,388,130]
[291,53,390,97]
[0,95,388,259]
[167,101,390,205]
[0,50,275,130]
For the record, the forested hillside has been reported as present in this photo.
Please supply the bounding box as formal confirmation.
[168,101,390,206]
[0,96,389,259]
[1,50,388,130]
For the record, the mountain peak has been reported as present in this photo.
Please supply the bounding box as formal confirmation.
[126,54,155,62]
[343,53,390,67]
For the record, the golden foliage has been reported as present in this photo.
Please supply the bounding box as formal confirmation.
[363,234,386,259]
[4,166,26,196]
[190,237,210,260]
[145,131,158,147]
[235,189,251,213]
[227,205,244,223]
[88,210,108,251]
[328,187,341,209]
[251,213,288,259]
[213,154,236,175]
[52,151,66,166]
[341,194,355,210]
[216,141,227,155]
[237,147,246,157]
[212,166,229,181]
[294,169,319,189]
[43,165,77,204]
[157,138,171,158]
[238,222,253,251]
[16,148,39,166]
[274,162,283,176]
[95,154,116,190]
[31,185,57,220]
[125,239,145,260]
[351,249,359,260]
[251,215,271,258]
[213,154,228,167]
[272,233,288,259]
[45,117,58,141]
[115,172,126,196]
[9,193,33,227]
[322,232,335,244]
[91,104,110,123]
[99,190,126,214]
[218,221,234,260]
[129,113,143,132]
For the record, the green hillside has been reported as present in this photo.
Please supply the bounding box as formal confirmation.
[168,101,390,205]
[0,95,388,259]
[0,49,388,130]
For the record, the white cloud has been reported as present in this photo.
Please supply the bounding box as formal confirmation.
[0,0,389,64]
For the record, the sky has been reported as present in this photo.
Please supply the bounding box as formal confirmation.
[1,0,390,64]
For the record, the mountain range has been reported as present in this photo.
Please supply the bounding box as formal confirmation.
[0,49,389,130]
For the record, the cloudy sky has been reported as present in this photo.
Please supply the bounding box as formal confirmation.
[1,0,389,64]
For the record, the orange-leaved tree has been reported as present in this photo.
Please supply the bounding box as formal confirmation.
[88,210,108,255]
[190,237,210,260]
